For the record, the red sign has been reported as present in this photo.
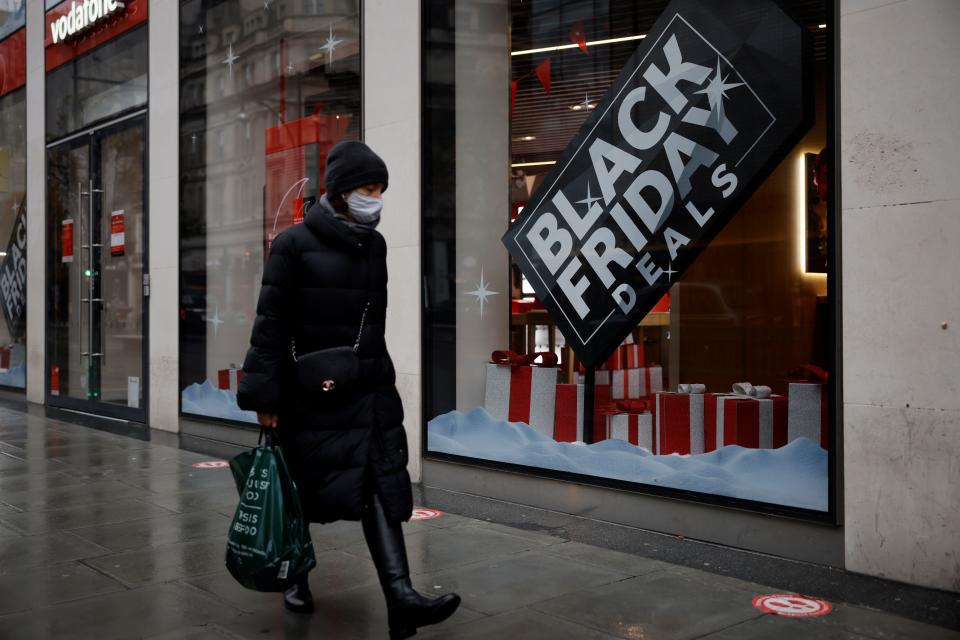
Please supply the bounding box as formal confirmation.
[0,28,26,98]
[44,0,148,72]
[110,210,125,257]
[752,594,832,618]
[411,508,444,521]
[61,219,74,263]
[50,365,61,396]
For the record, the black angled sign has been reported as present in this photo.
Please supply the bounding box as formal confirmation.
[503,0,813,369]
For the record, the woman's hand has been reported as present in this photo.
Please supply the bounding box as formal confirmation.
[257,413,279,429]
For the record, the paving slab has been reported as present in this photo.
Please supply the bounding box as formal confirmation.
[418,608,621,639]
[0,478,148,512]
[0,582,243,640]
[82,538,229,587]
[0,531,110,571]
[0,561,126,615]
[532,570,767,640]
[409,548,631,615]
[0,498,175,535]
[69,510,232,553]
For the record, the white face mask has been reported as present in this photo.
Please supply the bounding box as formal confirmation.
[346,192,383,227]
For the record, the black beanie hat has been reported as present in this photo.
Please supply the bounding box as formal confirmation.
[324,140,389,198]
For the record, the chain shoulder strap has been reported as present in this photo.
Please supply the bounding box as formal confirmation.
[291,298,370,362]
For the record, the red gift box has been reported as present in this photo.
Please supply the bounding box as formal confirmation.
[218,366,244,393]
[653,386,706,455]
[484,350,559,439]
[787,365,829,449]
[602,400,653,448]
[621,343,645,369]
[611,366,662,400]
[704,384,787,451]
[554,383,584,442]
[0,347,10,371]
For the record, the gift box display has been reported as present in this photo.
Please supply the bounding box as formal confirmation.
[218,365,244,393]
[611,366,663,400]
[787,365,829,449]
[0,346,10,371]
[704,383,787,451]
[554,383,584,443]
[603,400,653,449]
[621,343,645,369]
[654,384,706,455]
[484,350,559,439]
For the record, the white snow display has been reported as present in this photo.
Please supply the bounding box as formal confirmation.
[0,363,25,388]
[181,380,258,424]
[428,407,828,511]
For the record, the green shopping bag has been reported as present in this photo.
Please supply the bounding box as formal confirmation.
[225,431,316,591]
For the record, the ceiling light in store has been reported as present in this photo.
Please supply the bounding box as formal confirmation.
[818,23,827,29]
[570,93,597,111]
[512,33,647,57]
[511,160,556,168]
[512,135,537,142]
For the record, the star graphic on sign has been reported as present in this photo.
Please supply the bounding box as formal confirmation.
[10,201,18,215]
[286,61,296,76]
[319,24,343,66]
[664,262,677,282]
[576,183,602,214]
[206,305,225,337]
[466,268,499,319]
[222,43,239,76]
[198,24,204,35]
[263,0,270,10]
[695,59,743,122]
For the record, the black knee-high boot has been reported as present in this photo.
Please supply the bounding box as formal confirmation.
[362,493,461,639]
[283,575,314,613]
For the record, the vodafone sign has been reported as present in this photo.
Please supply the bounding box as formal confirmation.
[44,0,146,71]
[49,0,125,44]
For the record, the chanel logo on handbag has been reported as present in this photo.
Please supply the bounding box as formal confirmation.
[291,300,370,395]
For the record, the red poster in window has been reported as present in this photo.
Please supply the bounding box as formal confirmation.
[61,219,74,263]
[110,210,125,256]
[0,28,27,99]
[264,109,352,255]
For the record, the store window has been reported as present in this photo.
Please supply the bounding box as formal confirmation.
[179,0,362,423]
[423,0,834,514]
[0,3,27,390]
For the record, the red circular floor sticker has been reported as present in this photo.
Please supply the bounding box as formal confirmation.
[753,594,832,617]
[192,461,229,469]
[411,508,443,521]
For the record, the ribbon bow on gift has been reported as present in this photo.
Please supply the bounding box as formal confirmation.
[602,399,649,414]
[787,364,828,383]
[490,350,559,367]
[677,383,706,394]
[729,382,773,399]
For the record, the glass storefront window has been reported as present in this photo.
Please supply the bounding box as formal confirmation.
[423,0,833,514]
[0,11,27,389]
[46,25,148,142]
[178,0,362,423]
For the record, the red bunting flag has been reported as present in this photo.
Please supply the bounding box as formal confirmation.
[569,20,588,54]
[510,79,519,113]
[535,58,551,95]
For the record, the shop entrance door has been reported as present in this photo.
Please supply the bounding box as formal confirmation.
[46,115,148,422]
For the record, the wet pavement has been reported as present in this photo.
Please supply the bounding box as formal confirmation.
[0,405,957,640]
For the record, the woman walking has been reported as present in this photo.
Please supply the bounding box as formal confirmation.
[237,141,460,639]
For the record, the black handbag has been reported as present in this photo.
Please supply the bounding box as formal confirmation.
[290,300,370,394]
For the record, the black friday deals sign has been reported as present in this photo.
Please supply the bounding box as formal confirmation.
[502,0,813,369]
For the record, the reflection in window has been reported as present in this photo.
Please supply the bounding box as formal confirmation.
[178,0,361,423]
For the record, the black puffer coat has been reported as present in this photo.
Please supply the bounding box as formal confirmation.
[237,199,413,524]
